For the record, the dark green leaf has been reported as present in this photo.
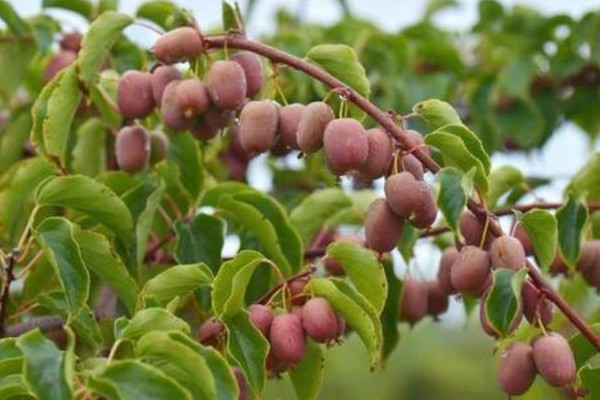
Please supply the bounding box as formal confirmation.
[169,133,203,205]
[136,183,165,266]
[580,366,600,399]
[289,340,324,400]
[436,167,470,233]
[380,260,401,364]
[175,214,224,272]
[556,195,588,270]
[518,209,557,271]
[569,323,600,369]
[483,269,526,337]
[42,0,93,20]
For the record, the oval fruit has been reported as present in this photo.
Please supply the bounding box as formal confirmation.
[247,304,274,337]
[490,236,527,270]
[175,78,210,118]
[278,103,305,150]
[459,210,493,248]
[297,102,334,153]
[426,281,449,317]
[196,318,224,348]
[497,343,537,396]
[383,171,419,217]
[160,81,190,131]
[323,118,369,175]
[117,70,155,119]
[359,128,394,180]
[399,279,428,325]
[206,60,247,110]
[577,240,600,287]
[532,333,576,387]
[238,100,278,154]
[115,126,150,172]
[44,50,77,83]
[153,27,203,64]
[364,198,403,253]
[149,131,169,164]
[230,51,264,96]
[269,313,306,366]
[151,65,181,104]
[400,154,424,181]
[437,247,459,295]
[301,298,339,343]
[521,280,553,327]
[450,245,491,296]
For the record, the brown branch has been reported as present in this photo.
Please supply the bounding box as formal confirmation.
[204,34,600,352]
[0,250,18,337]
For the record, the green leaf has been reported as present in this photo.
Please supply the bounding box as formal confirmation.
[436,124,491,174]
[35,175,134,239]
[424,0,458,19]
[212,250,268,316]
[425,131,489,194]
[397,223,418,263]
[380,260,401,364]
[42,65,83,167]
[569,323,600,369]
[0,40,36,103]
[135,1,176,30]
[72,118,106,177]
[0,158,55,245]
[73,228,138,314]
[289,340,324,400]
[200,182,249,207]
[42,0,92,20]
[87,360,192,400]
[117,308,190,340]
[325,241,387,313]
[0,374,30,398]
[436,167,471,233]
[569,153,600,201]
[78,11,133,87]
[483,269,527,337]
[223,312,268,398]
[0,106,32,172]
[222,1,244,32]
[495,57,537,100]
[306,44,370,98]
[34,217,89,314]
[290,188,352,246]
[0,1,31,35]
[169,133,203,205]
[413,99,462,130]
[487,165,524,208]
[136,183,165,266]
[135,331,217,400]
[139,263,212,308]
[174,214,224,272]
[16,330,72,400]
[556,195,588,270]
[31,72,61,154]
[579,366,600,399]
[304,278,381,368]
[518,209,557,271]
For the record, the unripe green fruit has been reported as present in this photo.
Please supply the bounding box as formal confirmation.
[399,279,428,325]
[269,313,306,366]
[175,79,210,118]
[160,81,190,131]
[115,126,150,172]
[532,333,576,387]
[149,131,169,164]
[151,65,181,104]
[191,118,219,141]
[238,100,278,154]
[383,171,419,217]
[323,118,369,175]
[409,182,438,229]
[577,240,600,287]
[450,245,491,296]
[278,103,305,150]
[522,280,553,326]
[44,50,77,83]
[490,236,527,270]
[230,51,264,96]
[297,102,334,153]
[513,222,534,255]
[205,106,234,129]
[117,70,155,119]
[400,154,424,181]
[459,210,493,248]
[196,317,224,348]
[232,367,249,400]
[153,27,204,64]
[497,343,537,396]
[426,281,449,317]
[364,198,403,253]
[247,304,274,337]
[437,247,459,295]
[301,298,339,343]
[358,128,394,180]
[206,60,247,110]
[59,32,83,52]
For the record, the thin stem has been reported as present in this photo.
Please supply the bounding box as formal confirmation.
[0,251,18,337]
[204,34,600,352]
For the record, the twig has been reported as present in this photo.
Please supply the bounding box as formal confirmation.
[0,250,18,337]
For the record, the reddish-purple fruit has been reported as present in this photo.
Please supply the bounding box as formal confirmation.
[437,247,459,295]
[266,350,287,377]
[399,279,428,325]
[151,65,181,104]
[160,81,190,131]
[297,102,334,153]
[230,51,264,96]
[196,318,224,348]
[301,298,339,343]
[289,277,309,306]
[205,106,235,129]
[232,367,249,400]
[149,131,169,164]
[191,118,219,141]
[459,210,493,248]
[490,236,527,270]
[513,223,534,255]
[323,118,369,175]
[405,129,430,156]
[269,313,306,366]
[497,343,537,396]
[59,32,83,52]
[409,182,438,229]
[521,280,553,326]
[359,128,394,180]
[175,79,210,118]
[248,304,274,337]
[278,103,305,150]
[44,50,77,83]
[532,333,576,387]
[364,198,403,253]
[450,246,491,296]
[153,27,204,64]
[383,171,419,217]
[206,60,247,110]
[577,240,600,287]
[117,70,155,119]
[238,101,278,154]
[115,126,150,172]
[400,154,424,181]
[426,281,449,317]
